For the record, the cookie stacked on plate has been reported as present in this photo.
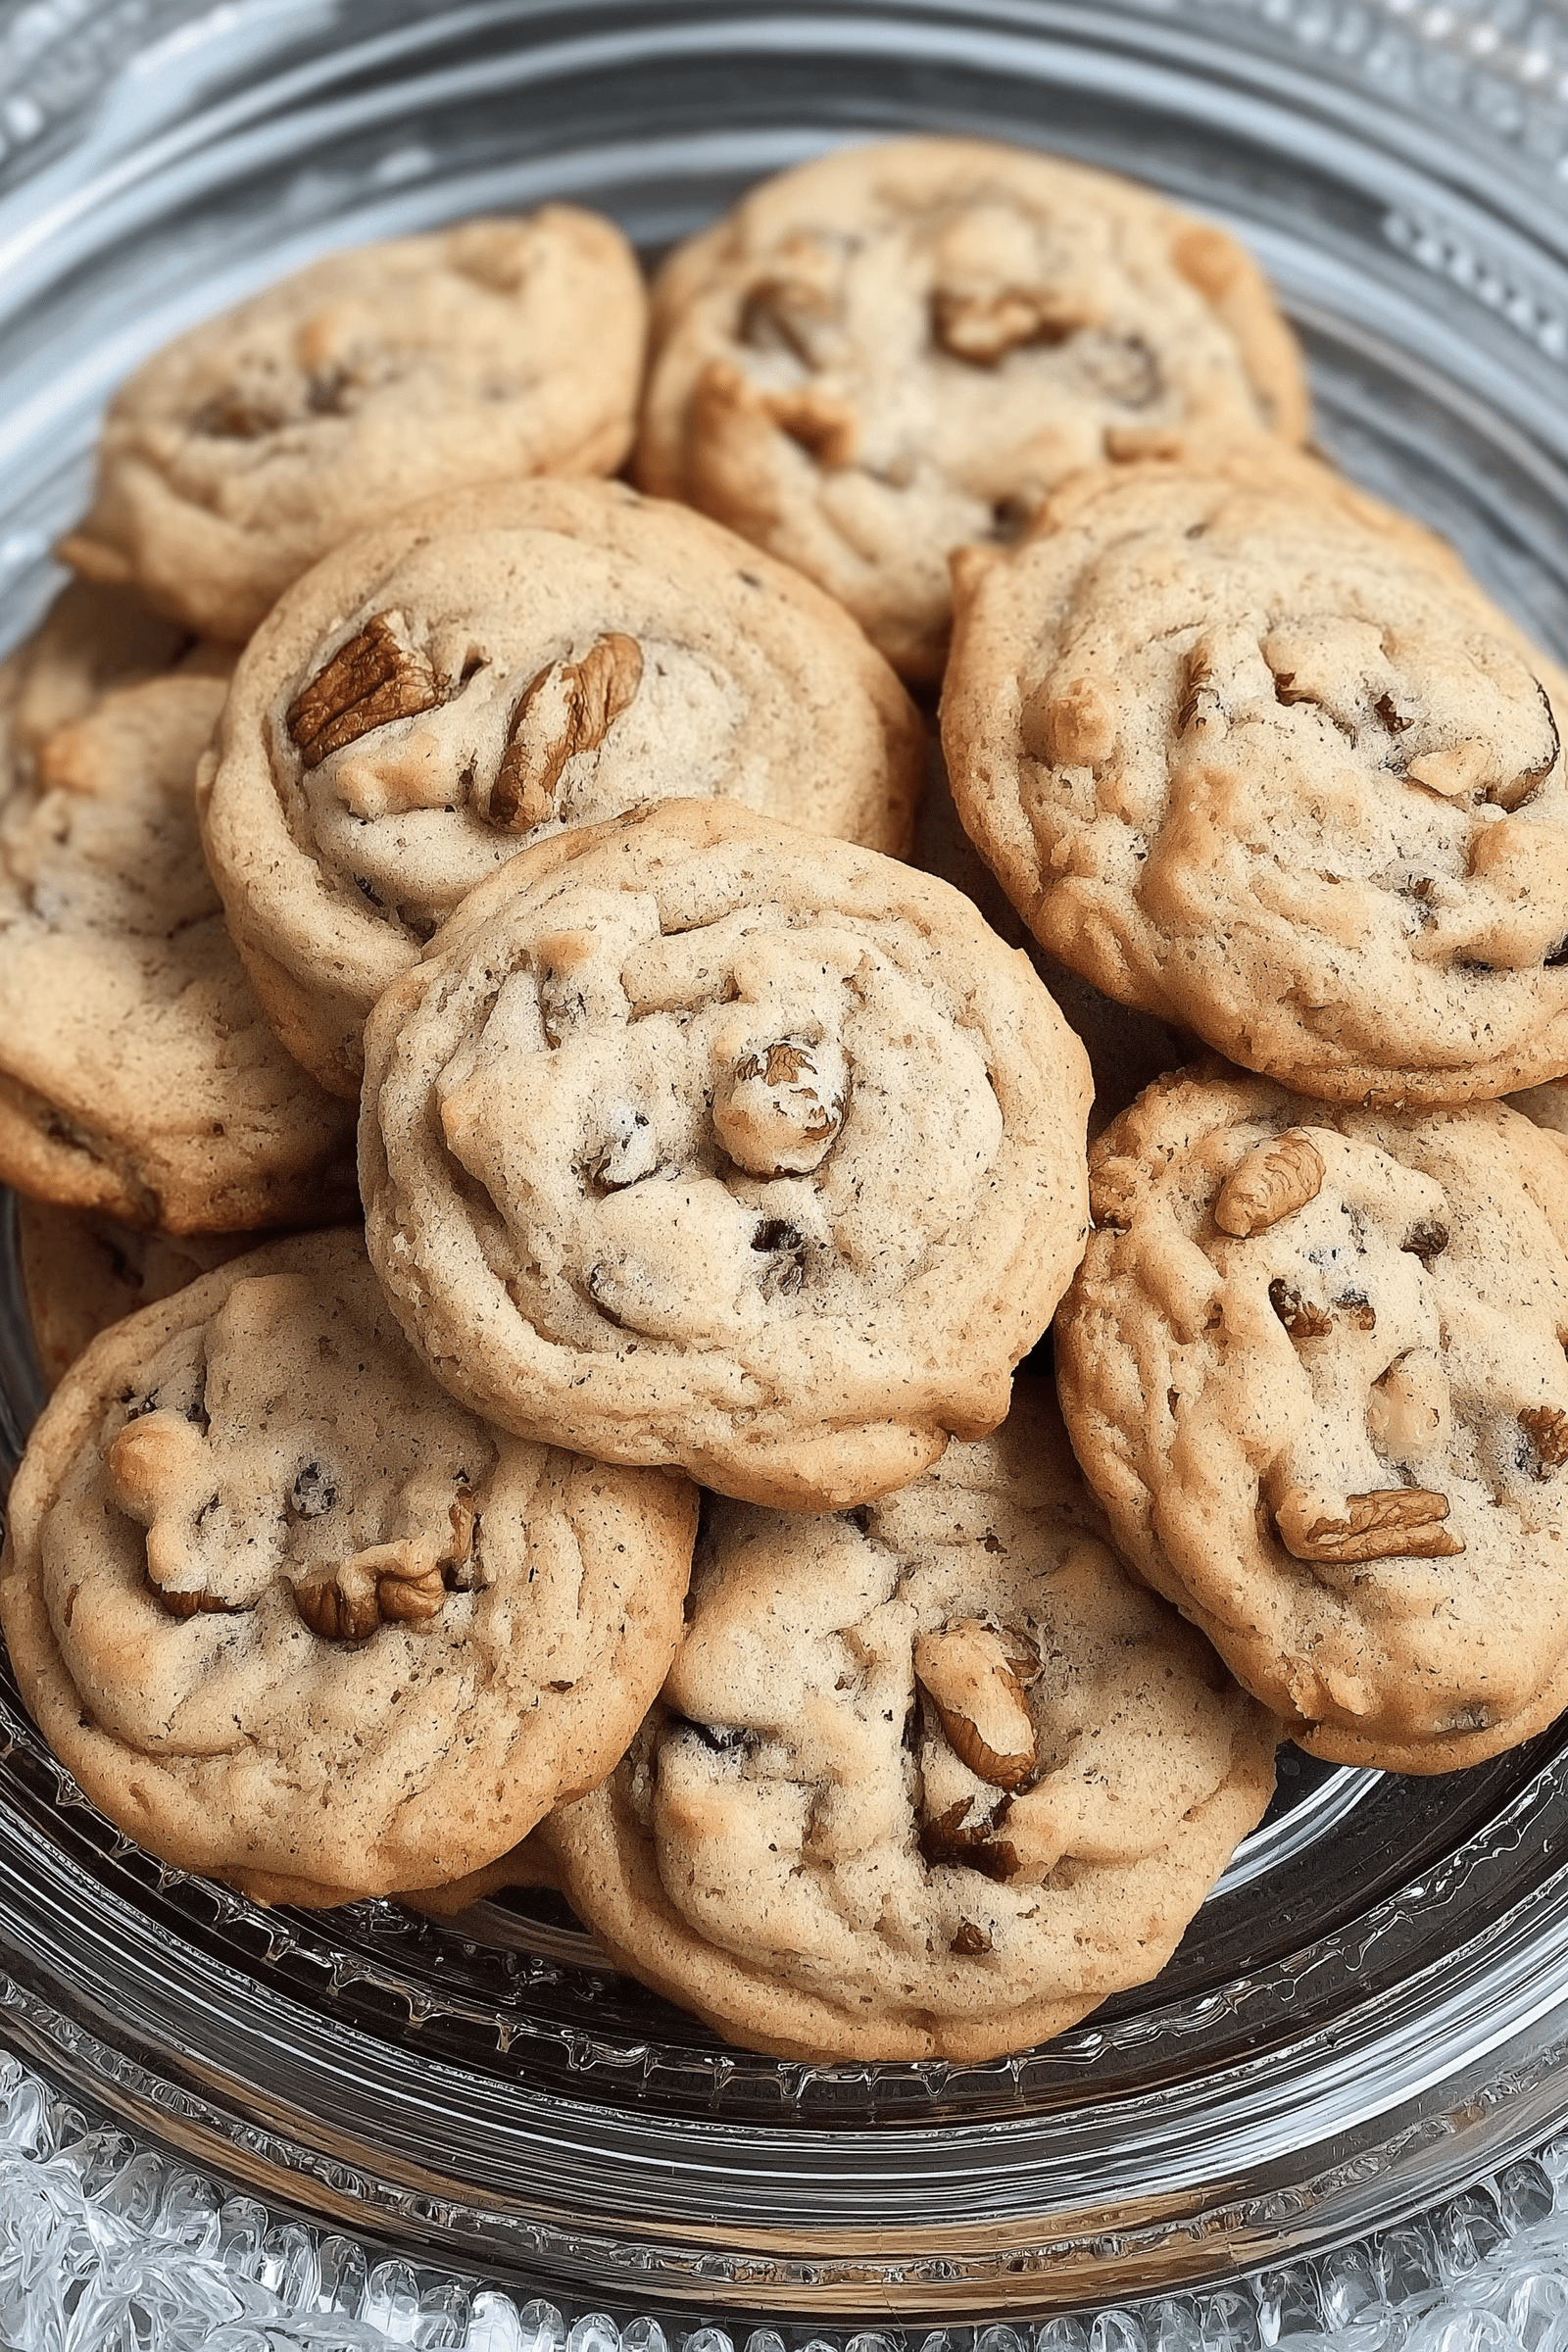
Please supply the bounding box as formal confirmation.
[5,134,1565,2065]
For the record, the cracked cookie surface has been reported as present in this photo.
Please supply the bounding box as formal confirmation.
[58,209,647,641]
[545,1375,1278,2061]
[361,798,1092,1510]
[0,1228,697,1902]
[636,136,1306,681]
[1055,1061,1568,1770]
[199,476,925,1097]
[944,447,1568,1104]
[0,603,358,1231]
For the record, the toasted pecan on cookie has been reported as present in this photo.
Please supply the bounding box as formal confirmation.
[200,477,924,1096]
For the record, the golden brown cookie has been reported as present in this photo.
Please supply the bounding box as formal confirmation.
[1056,1061,1568,1771]
[59,209,648,641]
[0,1229,697,1901]
[0,611,358,1231]
[199,476,925,1098]
[361,799,1092,1509]
[944,446,1568,1105]
[547,1376,1278,2061]
[637,136,1306,679]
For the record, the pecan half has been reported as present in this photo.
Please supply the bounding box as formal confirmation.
[286,612,440,770]
[293,1554,443,1642]
[482,634,644,832]
[1521,1404,1568,1477]
[1214,1130,1325,1238]
[154,1586,246,1620]
[913,1620,1037,1790]
[1277,1486,1465,1563]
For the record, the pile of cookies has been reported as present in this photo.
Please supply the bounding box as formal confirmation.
[4,137,1568,2065]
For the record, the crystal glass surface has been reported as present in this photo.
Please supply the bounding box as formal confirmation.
[7,0,1568,2329]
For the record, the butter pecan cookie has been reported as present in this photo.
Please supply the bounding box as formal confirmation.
[545,1376,1278,2062]
[200,476,925,1097]
[361,800,1092,1510]
[944,447,1568,1104]
[0,629,358,1230]
[0,1228,697,1902]
[636,137,1306,680]
[1056,1062,1568,1771]
[59,209,647,642]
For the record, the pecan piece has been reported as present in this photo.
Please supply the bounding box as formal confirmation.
[293,1482,477,1639]
[1268,1280,1332,1341]
[1214,1130,1325,1238]
[919,1797,1021,1882]
[933,283,1085,364]
[155,1587,246,1620]
[913,1620,1037,1790]
[286,612,440,770]
[1402,1219,1449,1265]
[951,1921,993,1956]
[761,383,858,467]
[713,1038,847,1176]
[1277,1486,1464,1563]
[482,634,644,832]
[1521,1404,1568,1477]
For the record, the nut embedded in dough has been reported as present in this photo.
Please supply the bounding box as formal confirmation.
[1214,1130,1325,1237]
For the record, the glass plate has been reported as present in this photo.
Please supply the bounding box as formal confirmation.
[5,0,1568,2328]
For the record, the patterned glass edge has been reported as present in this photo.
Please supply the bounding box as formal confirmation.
[4,2022,1568,2351]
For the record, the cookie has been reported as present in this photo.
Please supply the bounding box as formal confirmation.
[944,446,1568,1105]
[199,476,926,1098]
[361,799,1093,1510]
[0,646,359,1231]
[636,136,1307,680]
[0,1228,697,1902]
[1055,1061,1568,1771]
[546,1376,1278,2062]
[58,209,648,641]
[16,1198,264,1389]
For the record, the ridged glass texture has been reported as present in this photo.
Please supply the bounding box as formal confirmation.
[7,0,1568,2331]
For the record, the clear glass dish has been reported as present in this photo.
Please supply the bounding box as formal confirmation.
[7,0,1568,2330]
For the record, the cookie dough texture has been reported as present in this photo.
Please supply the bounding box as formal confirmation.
[16,1198,262,1389]
[0,1229,697,1902]
[636,136,1307,680]
[0,613,358,1230]
[547,1377,1278,2061]
[1056,1062,1568,1771]
[944,448,1568,1105]
[200,476,926,1098]
[362,799,1093,1510]
[59,209,648,642]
